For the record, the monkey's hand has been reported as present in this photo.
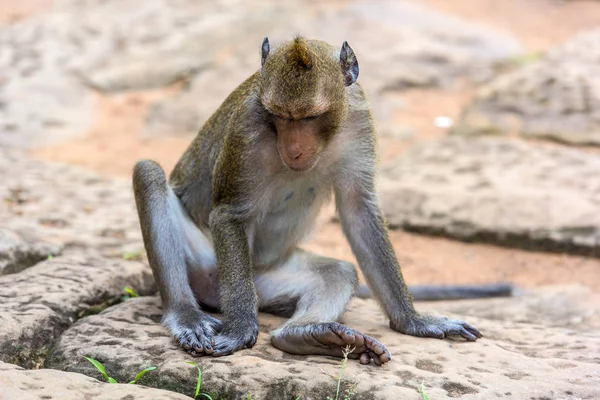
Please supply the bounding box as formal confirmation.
[212,319,259,356]
[163,305,223,356]
[390,314,482,341]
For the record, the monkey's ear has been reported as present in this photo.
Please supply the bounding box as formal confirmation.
[339,41,359,86]
[261,37,270,67]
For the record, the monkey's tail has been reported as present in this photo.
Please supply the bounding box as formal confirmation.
[355,283,514,301]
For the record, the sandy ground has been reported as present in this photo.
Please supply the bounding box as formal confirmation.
[7,0,600,292]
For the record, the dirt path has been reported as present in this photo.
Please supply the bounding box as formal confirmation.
[16,0,600,292]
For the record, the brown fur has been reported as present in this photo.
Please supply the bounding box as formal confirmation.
[132,36,482,361]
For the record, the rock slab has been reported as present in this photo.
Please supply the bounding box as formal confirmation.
[0,361,191,400]
[0,255,153,368]
[0,228,61,276]
[0,148,143,259]
[45,294,600,399]
[452,29,600,146]
[379,137,600,256]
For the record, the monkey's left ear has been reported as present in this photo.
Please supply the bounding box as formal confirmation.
[261,37,270,67]
[339,41,359,86]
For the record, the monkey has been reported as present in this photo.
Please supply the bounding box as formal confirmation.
[133,36,494,366]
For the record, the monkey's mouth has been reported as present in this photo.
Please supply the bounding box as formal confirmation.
[277,146,319,172]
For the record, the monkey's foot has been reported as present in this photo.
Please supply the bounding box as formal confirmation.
[163,306,223,356]
[391,315,482,341]
[271,322,391,366]
[211,321,259,356]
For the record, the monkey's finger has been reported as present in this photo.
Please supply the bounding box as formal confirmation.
[462,323,482,338]
[202,343,213,355]
[359,353,371,365]
[368,350,382,366]
[316,328,346,347]
[338,327,356,345]
[459,329,479,342]
[351,331,365,349]
[426,327,445,340]
[378,348,391,363]
[446,326,478,341]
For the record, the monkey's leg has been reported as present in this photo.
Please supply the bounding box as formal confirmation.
[133,160,222,356]
[255,250,391,366]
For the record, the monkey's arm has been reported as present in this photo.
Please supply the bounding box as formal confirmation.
[209,205,259,354]
[334,152,481,341]
[209,133,259,355]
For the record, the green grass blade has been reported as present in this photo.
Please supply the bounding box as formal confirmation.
[418,383,429,400]
[83,357,115,384]
[123,286,140,298]
[186,361,202,398]
[128,366,157,384]
[199,394,213,400]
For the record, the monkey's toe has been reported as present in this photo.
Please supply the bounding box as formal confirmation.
[392,315,482,342]
[174,326,214,356]
[211,322,259,356]
[271,322,391,366]
[166,311,223,356]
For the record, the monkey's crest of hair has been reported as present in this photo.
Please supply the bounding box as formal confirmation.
[287,36,313,72]
[260,36,347,117]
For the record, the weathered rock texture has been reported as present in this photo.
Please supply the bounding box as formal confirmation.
[378,137,600,256]
[0,228,61,275]
[0,256,153,368]
[0,148,143,259]
[0,0,520,148]
[0,361,192,400]
[44,292,600,399]
[452,29,600,146]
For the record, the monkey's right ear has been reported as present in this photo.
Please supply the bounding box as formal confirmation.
[261,37,270,67]
[339,41,359,86]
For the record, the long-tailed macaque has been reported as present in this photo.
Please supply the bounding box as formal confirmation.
[133,36,492,365]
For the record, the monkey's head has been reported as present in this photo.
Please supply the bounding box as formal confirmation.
[259,36,359,172]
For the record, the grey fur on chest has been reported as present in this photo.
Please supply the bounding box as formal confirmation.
[249,180,331,268]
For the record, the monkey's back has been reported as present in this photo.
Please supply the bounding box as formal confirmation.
[169,72,261,228]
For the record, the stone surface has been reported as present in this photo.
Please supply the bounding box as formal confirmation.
[0,12,94,148]
[419,284,600,332]
[0,255,153,368]
[0,228,61,276]
[0,148,143,258]
[0,0,520,147]
[0,361,192,400]
[451,29,600,146]
[44,292,600,399]
[378,137,600,256]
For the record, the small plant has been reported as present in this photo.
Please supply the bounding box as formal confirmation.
[324,345,356,400]
[122,251,144,261]
[47,254,54,260]
[506,51,541,67]
[418,383,429,400]
[128,366,157,384]
[123,286,140,299]
[84,357,116,383]
[83,357,156,384]
[186,361,213,399]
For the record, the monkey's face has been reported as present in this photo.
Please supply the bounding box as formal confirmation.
[270,111,339,172]
[259,37,352,172]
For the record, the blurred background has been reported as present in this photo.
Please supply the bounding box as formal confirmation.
[2,0,600,296]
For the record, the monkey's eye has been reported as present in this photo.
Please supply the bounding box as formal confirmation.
[303,113,322,121]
